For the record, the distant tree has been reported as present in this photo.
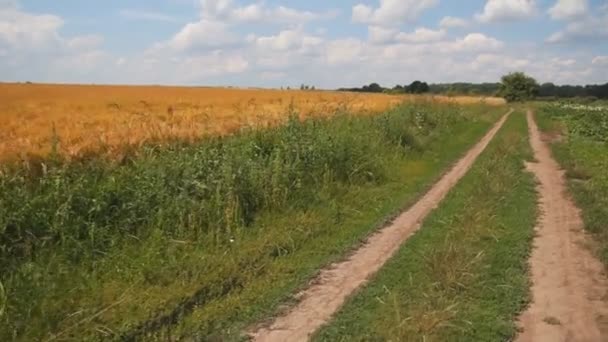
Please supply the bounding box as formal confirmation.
[499,72,540,102]
[539,82,556,97]
[311,85,316,90]
[364,83,383,93]
[407,81,430,94]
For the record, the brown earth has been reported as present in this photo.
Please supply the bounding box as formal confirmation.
[517,110,608,342]
[249,111,512,342]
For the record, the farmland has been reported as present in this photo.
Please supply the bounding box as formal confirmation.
[2,81,607,341]
[0,83,504,162]
[0,83,505,341]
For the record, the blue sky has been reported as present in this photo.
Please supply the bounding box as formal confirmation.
[1,0,607,87]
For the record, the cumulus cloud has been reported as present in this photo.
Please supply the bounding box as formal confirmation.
[548,0,588,20]
[254,29,323,52]
[0,8,63,50]
[444,33,505,52]
[199,0,337,24]
[368,26,397,44]
[592,56,608,66]
[325,38,366,65]
[550,57,576,66]
[476,0,537,23]
[396,28,445,44]
[162,19,238,51]
[352,0,438,26]
[472,53,530,71]
[0,4,112,83]
[547,14,608,43]
[439,16,468,28]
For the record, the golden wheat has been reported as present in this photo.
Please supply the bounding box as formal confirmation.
[0,83,504,161]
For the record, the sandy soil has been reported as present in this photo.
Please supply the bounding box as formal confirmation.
[249,111,511,342]
[517,110,608,342]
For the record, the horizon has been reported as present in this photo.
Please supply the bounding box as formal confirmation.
[1,0,607,87]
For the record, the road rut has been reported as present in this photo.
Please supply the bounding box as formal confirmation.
[517,110,608,342]
[250,111,511,342]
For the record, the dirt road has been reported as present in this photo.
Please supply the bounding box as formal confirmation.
[250,111,511,342]
[517,111,608,342]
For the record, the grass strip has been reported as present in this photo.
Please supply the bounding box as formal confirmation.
[314,111,536,342]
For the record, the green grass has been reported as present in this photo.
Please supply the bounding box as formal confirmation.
[314,111,536,342]
[0,102,502,341]
[535,102,608,263]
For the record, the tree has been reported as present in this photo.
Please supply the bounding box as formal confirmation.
[499,72,540,102]
[407,81,430,94]
[360,83,383,93]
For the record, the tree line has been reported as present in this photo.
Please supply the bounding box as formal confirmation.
[338,81,430,94]
[338,79,608,100]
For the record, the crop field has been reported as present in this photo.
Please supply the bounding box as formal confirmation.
[0,83,504,162]
[0,83,507,340]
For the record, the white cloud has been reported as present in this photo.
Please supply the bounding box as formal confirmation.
[254,29,323,52]
[0,4,113,83]
[163,19,238,51]
[325,38,365,65]
[472,53,530,71]
[396,28,445,43]
[352,0,438,26]
[444,33,505,52]
[199,0,337,24]
[550,57,576,66]
[548,0,588,20]
[368,26,397,44]
[547,14,608,43]
[592,56,608,66]
[439,16,468,28]
[476,0,537,23]
[119,9,178,22]
[0,8,63,50]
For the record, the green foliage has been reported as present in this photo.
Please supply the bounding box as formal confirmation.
[499,72,540,102]
[429,82,501,96]
[0,103,496,340]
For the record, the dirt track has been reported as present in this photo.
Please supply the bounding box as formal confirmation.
[250,111,511,342]
[517,111,608,342]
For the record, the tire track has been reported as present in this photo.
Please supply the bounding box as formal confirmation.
[517,110,608,342]
[250,110,512,342]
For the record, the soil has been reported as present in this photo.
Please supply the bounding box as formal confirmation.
[517,110,608,342]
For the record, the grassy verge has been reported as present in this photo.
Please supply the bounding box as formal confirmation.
[534,103,608,263]
[314,111,536,341]
[0,102,501,341]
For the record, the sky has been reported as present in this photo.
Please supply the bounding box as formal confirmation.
[1,0,607,88]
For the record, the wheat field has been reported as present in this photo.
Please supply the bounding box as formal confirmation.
[0,83,504,161]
